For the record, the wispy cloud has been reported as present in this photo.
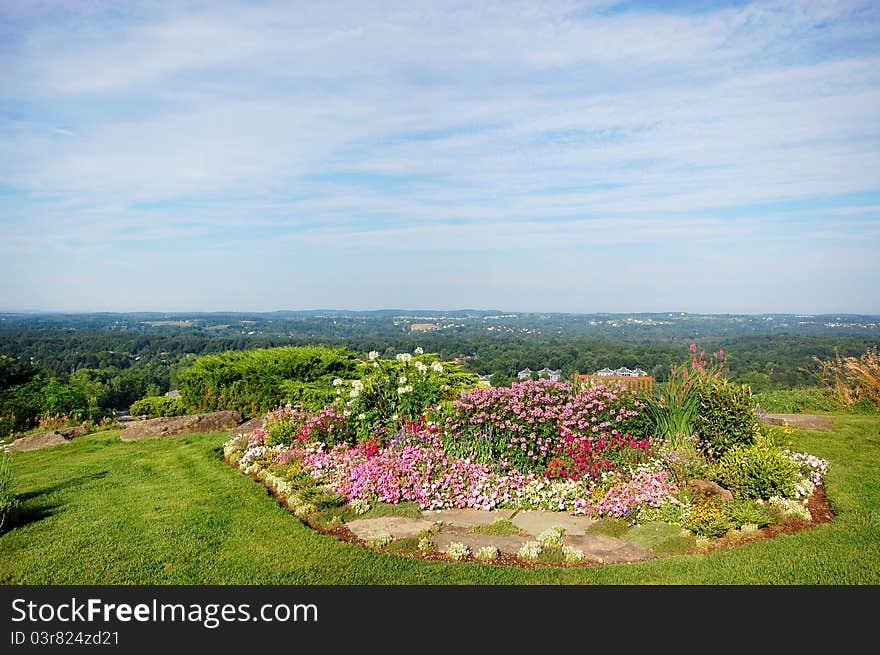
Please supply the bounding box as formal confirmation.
[1,0,878,312]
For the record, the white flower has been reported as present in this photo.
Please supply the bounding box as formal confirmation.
[397,387,406,395]
[475,545,499,562]
[518,541,542,560]
[399,376,408,384]
[537,526,566,548]
[358,413,366,421]
[431,361,443,373]
[352,380,364,391]
[396,353,412,363]
[350,389,359,398]
[333,378,343,386]
[445,542,470,561]
[414,347,424,355]
[415,361,428,374]
[562,546,585,563]
[349,498,371,515]
[368,350,379,360]
[405,385,413,393]
[391,414,399,421]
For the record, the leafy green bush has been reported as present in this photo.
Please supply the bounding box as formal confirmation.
[341,350,478,433]
[129,395,186,418]
[683,496,731,538]
[655,435,714,485]
[715,443,800,500]
[0,450,20,534]
[265,418,300,447]
[177,346,358,416]
[725,498,776,529]
[692,379,759,457]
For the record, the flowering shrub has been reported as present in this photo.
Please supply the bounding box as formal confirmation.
[767,496,812,522]
[573,470,679,520]
[786,451,828,488]
[511,478,589,512]
[546,428,649,481]
[297,406,352,445]
[645,343,758,457]
[335,349,478,439]
[301,442,535,510]
[655,434,713,485]
[444,379,643,473]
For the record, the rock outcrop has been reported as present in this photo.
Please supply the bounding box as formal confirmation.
[229,415,266,438]
[120,411,244,442]
[762,413,833,431]
[9,426,88,452]
[687,478,734,502]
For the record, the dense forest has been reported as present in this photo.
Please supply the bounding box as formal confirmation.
[1,311,877,439]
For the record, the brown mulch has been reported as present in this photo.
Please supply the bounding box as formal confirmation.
[697,484,834,554]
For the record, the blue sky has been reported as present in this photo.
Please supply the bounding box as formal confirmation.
[1,0,879,313]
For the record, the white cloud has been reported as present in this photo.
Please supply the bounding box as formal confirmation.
[1,0,878,311]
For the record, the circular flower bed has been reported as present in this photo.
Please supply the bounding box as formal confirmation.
[222,348,832,566]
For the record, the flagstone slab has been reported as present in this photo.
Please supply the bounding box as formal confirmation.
[344,517,436,541]
[430,531,528,556]
[422,508,518,528]
[564,534,654,564]
[509,510,596,536]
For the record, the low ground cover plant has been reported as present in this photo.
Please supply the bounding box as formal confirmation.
[223,345,831,564]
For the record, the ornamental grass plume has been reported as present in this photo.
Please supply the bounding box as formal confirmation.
[814,347,880,409]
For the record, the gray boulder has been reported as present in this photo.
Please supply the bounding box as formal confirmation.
[687,478,734,502]
[120,411,244,441]
[9,426,88,452]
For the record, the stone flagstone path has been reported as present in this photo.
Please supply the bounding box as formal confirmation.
[344,507,654,564]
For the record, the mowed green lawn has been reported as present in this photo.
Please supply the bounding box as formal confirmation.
[2,414,879,584]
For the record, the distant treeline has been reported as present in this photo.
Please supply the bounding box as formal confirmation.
[1,314,877,439]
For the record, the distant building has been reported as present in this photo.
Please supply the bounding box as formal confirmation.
[573,366,654,395]
[518,367,562,381]
[410,323,439,332]
[537,367,562,382]
[165,390,181,398]
[477,374,493,387]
